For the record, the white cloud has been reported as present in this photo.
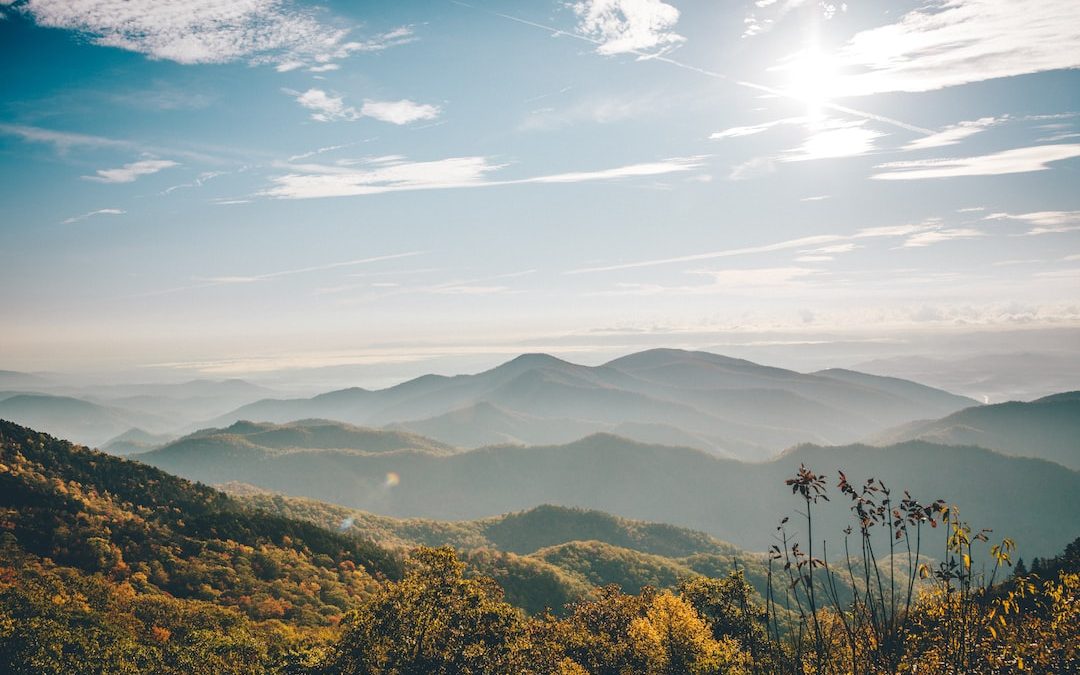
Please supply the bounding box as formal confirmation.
[831,0,1080,95]
[61,208,125,224]
[360,99,441,125]
[9,0,414,68]
[902,117,1001,151]
[572,0,685,57]
[84,159,178,183]
[986,210,1080,235]
[872,144,1080,180]
[292,88,360,122]
[263,155,704,199]
[289,89,440,125]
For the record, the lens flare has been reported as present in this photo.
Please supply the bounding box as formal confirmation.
[384,471,400,487]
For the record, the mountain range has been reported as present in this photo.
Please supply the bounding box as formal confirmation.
[210,349,978,459]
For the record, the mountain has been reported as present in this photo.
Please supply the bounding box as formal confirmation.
[0,393,174,447]
[139,428,1080,561]
[100,427,176,455]
[213,349,977,459]
[870,392,1080,469]
[80,378,279,423]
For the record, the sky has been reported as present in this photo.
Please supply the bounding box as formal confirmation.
[1,0,1079,385]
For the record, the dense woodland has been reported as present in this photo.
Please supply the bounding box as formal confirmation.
[2,419,1078,673]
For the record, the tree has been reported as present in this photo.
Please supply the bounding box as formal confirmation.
[320,547,531,674]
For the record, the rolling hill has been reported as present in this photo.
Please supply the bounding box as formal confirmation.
[211,349,977,459]
[870,392,1080,469]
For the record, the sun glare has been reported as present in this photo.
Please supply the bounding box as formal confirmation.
[783,46,840,118]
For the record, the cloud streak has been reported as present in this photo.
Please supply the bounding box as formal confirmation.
[61,208,125,224]
[872,144,1080,180]
[84,159,178,183]
[262,154,706,199]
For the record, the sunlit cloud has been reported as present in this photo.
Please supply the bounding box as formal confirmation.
[830,0,1080,95]
[83,159,178,183]
[872,144,1080,180]
[784,120,884,161]
[61,208,125,224]
[571,0,685,57]
[710,117,804,140]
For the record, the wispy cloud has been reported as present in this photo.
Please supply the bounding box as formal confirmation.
[521,95,654,131]
[872,144,1080,180]
[986,210,1080,235]
[831,0,1080,95]
[84,159,178,184]
[138,251,425,297]
[0,123,129,153]
[902,117,1001,151]
[360,99,442,125]
[161,171,224,195]
[262,154,705,199]
[597,266,824,296]
[567,222,950,274]
[902,228,984,247]
[571,0,685,57]
[9,0,413,69]
[61,208,125,224]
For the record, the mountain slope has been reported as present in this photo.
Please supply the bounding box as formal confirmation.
[870,392,1080,469]
[0,420,401,629]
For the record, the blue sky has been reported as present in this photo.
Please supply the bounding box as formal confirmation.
[1,0,1079,383]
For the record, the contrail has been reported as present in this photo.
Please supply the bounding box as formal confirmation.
[458,3,935,136]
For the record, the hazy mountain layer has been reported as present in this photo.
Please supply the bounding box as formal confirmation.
[870,392,1080,469]
[140,426,1080,560]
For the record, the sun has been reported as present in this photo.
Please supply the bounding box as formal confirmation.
[781,46,841,119]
